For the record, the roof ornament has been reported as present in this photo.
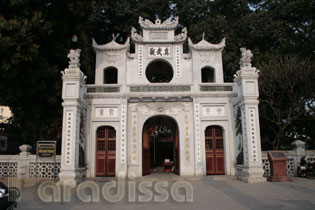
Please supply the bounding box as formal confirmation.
[138,16,179,29]
[239,48,253,68]
[67,49,81,69]
[131,27,143,42]
[202,32,205,40]
[174,27,187,41]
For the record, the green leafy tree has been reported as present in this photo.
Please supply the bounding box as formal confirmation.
[258,55,315,149]
[0,0,94,144]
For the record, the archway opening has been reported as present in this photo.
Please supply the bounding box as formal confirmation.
[104,67,118,84]
[205,125,225,175]
[145,60,173,83]
[96,126,116,177]
[201,66,215,83]
[142,116,179,175]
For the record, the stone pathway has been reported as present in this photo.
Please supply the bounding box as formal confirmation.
[14,177,315,210]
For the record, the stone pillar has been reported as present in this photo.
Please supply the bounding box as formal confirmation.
[58,49,86,186]
[193,100,202,176]
[292,140,305,176]
[17,144,32,180]
[234,48,266,183]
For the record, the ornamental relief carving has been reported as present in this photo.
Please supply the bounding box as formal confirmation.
[128,102,190,115]
[104,52,119,63]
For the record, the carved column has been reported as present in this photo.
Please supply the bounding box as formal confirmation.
[193,100,202,175]
[234,48,266,183]
[59,49,87,186]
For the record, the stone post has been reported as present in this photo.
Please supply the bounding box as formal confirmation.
[58,49,86,186]
[233,48,266,183]
[292,140,305,176]
[17,144,32,180]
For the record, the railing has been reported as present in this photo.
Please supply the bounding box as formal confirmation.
[0,150,61,179]
[86,85,121,93]
[85,83,234,94]
[129,85,191,92]
[261,149,315,177]
[199,83,233,92]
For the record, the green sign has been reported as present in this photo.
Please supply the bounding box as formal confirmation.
[37,141,56,158]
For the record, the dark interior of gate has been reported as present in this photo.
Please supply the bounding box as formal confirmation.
[142,116,179,175]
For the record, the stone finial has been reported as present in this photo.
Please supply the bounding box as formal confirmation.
[240,47,253,68]
[19,144,32,153]
[67,49,81,69]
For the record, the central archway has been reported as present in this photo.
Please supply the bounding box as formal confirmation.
[142,116,179,175]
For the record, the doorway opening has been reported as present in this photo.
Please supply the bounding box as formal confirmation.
[205,125,225,175]
[142,116,179,175]
[96,126,116,177]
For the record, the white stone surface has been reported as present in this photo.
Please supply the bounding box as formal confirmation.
[60,18,265,182]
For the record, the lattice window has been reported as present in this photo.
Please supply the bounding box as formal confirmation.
[287,158,295,176]
[262,158,294,177]
[97,128,105,138]
[205,139,213,150]
[0,162,17,178]
[108,140,116,151]
[205,128,213,150]
[108,129,116,139]
[262,158,270,177]
[30,162,61,179]
[216,139,224,149]
[97,141,105,151]
[215,128,223,137]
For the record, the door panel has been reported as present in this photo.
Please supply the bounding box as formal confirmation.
[205,126,225,175]
[96,126,116,177]
[142,125,151,175]
[174,128,180,175]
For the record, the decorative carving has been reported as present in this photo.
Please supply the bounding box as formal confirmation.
[104,52,119,63]
[199,52,210,62]
[174,27,187,42]
[188,36,225,51]
[131,27,143,42]
[128,102,190,115]
[129,85,191,92]
[239,47,253,68]
[67,49,81,69]
[138,16,179,29]
[92,37,130,51]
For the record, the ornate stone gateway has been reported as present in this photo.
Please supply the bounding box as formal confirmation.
[205,126,225,175]
[59,16,266,185]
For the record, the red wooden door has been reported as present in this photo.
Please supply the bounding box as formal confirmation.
[142,124,151,175]
[96,126,116,177]
[174,128,180,175]
[205,126,225,175]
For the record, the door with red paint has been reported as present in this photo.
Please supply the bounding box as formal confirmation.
[205,126,225,175]
[96,126,116,176]
[142,124,151,175]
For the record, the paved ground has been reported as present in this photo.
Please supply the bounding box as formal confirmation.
[12,176,315,210]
